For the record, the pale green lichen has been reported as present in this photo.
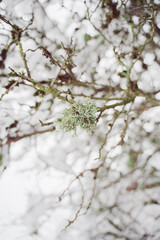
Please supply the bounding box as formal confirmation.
[55,99,98,135]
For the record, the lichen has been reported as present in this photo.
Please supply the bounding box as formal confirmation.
[55,98,98,135]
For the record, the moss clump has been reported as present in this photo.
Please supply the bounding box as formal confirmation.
[55,99,98,135]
